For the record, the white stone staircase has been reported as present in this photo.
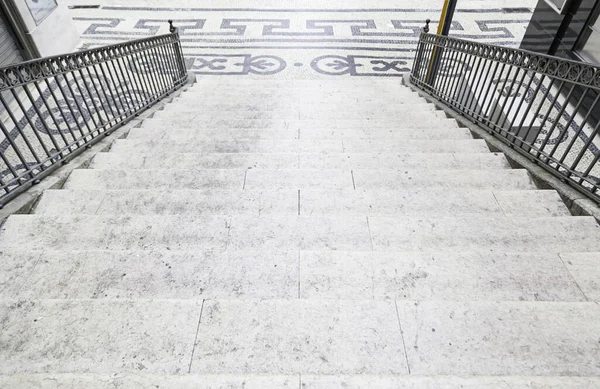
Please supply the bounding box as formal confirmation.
[1,79,600,388]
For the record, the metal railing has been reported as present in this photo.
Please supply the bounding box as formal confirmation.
[411,32,600,204]
[0,21,187,207]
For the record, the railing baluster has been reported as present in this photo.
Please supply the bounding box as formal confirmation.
[534,80,567,157]
[547,87,589,161]
[410,32,600,204]
[9,87,54,161]
[558,92,600,167]
[0,23,187,205]
[33,80,70,151]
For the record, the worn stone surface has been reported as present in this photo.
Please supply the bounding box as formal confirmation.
[2,72,599,383]
[127,127,471,141]
[191,300,407,374]
[301,376,600,388]
[91,152,512,171]
[0,251,298,300]
[0,300,202,374]
[0,215,231,251]
[352,169,536,190]
[64,169,246,190]
[34,189,298,216]
[244,169,353,190]
[139,117,458,130]
[300,189,569,217]
[560,252,600,301]
[369,216,600,252]
[0,374,299,389]
[300,251,587,301]
[92,152,301,170]
[227,216,372,251]
[396,301,600,375]
[110,139,344,154]
[298,153,511,170]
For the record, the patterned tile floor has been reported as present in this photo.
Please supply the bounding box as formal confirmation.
[60,0,538,79]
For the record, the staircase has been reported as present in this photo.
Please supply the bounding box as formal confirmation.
[1,79,600,387]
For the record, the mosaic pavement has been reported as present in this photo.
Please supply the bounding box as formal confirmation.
[62,0,538,79]
[6,1,599,195]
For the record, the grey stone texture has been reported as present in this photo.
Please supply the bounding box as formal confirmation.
[1,79,599,385]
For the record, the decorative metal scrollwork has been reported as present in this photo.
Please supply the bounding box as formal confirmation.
[311,55,409,77]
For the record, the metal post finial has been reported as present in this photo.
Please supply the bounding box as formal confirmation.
[169,20,177,33]
[423,19,430,33]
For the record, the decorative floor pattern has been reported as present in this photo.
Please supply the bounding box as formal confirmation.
[68,4,536,78]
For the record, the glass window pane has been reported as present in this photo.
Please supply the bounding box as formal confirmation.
[25,0,58,25]
[545,0,569,13]
[580,31,600,64]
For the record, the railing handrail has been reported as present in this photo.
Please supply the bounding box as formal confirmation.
[0,32,185,93]
[411,31,600,204]
[0,32,176,74]
[416,32,600,91]
[0,21,188,207]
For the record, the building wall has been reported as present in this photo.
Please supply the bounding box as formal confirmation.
[520,0,599,58]
[0,7,24,67]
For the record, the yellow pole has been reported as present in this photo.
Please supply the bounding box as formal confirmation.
[425,0,451,84]
[437,0,450,34]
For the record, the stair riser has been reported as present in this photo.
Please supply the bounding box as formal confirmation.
[0,375,598,388]
[0,251,586,302]
[34,190,570,218]
[62,169,535,191]
[91,152,511,170]
[159,106,437,118]
[126,128,473,141]
[141,119,458,130]
[1,215,599,255]
[170,100,430,110]
[109,140,488,154]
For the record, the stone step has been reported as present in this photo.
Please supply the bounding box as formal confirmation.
[0,250,590,301]
[188,300,600,375]
[126,127,473,141]
[139,117,458,130]
[190,79,407,86]
[91,152,511,170]
[559,252,600,302]
[1,215,598,252]
[170,99,431,110]
[1,374,598,388]
[62,169,534,191]
[33,189,569,218]
[108,139,486,154]
[191,79,405,85]
[2,299,597,375]
[147,110,450,124]
[158,106,438,119]
[180,90,417,98]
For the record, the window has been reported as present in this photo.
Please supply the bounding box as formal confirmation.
[574,8,600,64]
[25,0,58,25]
[545,0,572,14]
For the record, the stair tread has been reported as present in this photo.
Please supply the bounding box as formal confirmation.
[1,215,598,252]
[0,299,598,375]
[140,117,459,130]
[0,250,592,302]
[126,126,473,141]
[62,168,535,190]
[1,374,598,388]
[109,139,487,154]
[33,189,570,217]
[92,152,511,170]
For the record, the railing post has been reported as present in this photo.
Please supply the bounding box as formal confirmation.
[423,19,430,34]
[169,20,186,81]
[411,20,430,81]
